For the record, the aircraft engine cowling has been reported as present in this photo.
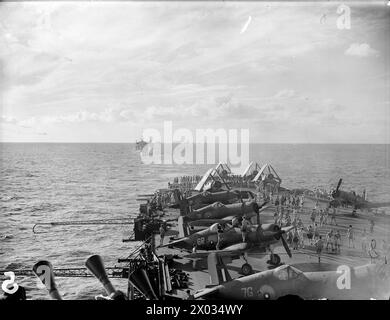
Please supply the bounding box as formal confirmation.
[257,224,281,240]
[261,224,281,233]
[272,225,282,240]
[256,224,292,258]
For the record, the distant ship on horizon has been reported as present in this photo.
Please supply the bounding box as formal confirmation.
[135,138,149,151]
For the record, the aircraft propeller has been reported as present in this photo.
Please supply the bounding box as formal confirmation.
[280,234,292,258]
[262,225,293,258]
[332,178,343,198]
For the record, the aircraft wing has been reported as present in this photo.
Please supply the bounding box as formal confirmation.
[194,168,214,191]
[219,204,270,221]
[223,242,269,255]
[242,162,254,177]
[201,214,248,223]
[185,250,240,259]
[222,216,235,222]
[185,243,252,259]
[189,218,233,227]
[222,242,252,251]
[158,237,188,248]
[251,164,267,182]
[188,208,264,227]
[193,286,221,299]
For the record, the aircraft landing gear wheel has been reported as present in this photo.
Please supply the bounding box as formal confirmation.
[270,254,281,266]
[241,263,253,276]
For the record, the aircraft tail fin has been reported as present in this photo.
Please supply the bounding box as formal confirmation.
[178,216,189,238]
[207,253,232,285]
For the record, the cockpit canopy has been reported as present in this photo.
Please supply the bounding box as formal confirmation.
[209,223,221,233]
[273,265,303,281]
[211,202,225,209]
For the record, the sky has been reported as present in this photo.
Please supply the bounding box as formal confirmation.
[0,1,389,143]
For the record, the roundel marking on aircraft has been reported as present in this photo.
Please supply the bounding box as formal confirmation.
[258,285,275,300]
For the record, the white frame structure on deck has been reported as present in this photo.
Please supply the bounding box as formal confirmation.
[194,163,232,192]
[251,163,282,193]
[242,161,263,178]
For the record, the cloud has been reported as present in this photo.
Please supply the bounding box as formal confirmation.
[274,89,297,99]
[0,115,18,124]
[134,94,260,122]
[256,89,349,127]
[0,2,388,143]
[139,90,347,127]
[13,108,136,128]
[344,43,379,58]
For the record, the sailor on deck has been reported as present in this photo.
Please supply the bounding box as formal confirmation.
[323,207,329,225]
[347,225,355,248]
[361,228,368,254]
[326,229,334,252]
[241,216,251,243]
[334,230,341,253]
[159,223,166,246]
[310,209,316,224]
[315,236,324,263]
[216,224,224,250]
[330,207,337,225]
[313,223,320,242]
[370,219,375,234]
[307,225,314,246]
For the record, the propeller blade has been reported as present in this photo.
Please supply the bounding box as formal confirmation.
[85,255,116,296]
[32,260,62,300]
[336,179,342,193]
[281,234,292,258]
[258,201,269,210]
[260,224,281,238]
[281,225,295,234]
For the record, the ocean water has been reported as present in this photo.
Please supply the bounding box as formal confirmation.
[1,143,390,299]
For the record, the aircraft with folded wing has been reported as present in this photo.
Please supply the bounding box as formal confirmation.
[183,200,268,226]
[330,178,390,210]
[185,165,257,210]
[186,189,256,210]
[159,217,293,275]
[193,253,390,300]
